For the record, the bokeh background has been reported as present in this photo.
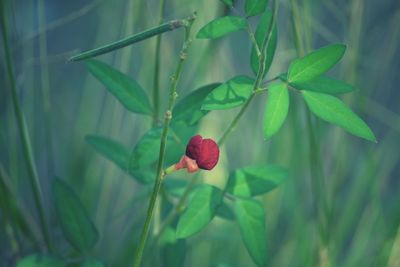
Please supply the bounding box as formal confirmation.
[1,0,400,266]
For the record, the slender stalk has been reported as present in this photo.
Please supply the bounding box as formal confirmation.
[132,14,196,267]
[152,0,166,127]
[69,18,188,61]
[0,4,52,252]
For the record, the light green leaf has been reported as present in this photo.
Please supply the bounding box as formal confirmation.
[53,179,98,253]
[303,91,376,142]
[81,259,105,267]
[176,185,224,238]
[263,82,289,139]
[226,165,288,197]
[288,44,346,83]
[245,0,269,17]
[173,83,220,125]
[201,76,254,110]
[250,9,277,78]
[197,16,247,39]
[86,59,152,115]
[291,75,355,95]
[86,135,129,171]
[16,254,65,267]
[234,198,267,267]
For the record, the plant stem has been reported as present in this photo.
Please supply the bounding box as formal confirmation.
[0,3,52,252]
[132,14,196,267]
[152,0,166,127]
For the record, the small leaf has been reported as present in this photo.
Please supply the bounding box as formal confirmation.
[250,9,277,77]
[81,259,105,267]
[202,76,254,110]
[288,44,346,83]
[234,198,267,267]
[173,83,220,125]
[53,179,98,253]
[263,82,289,139]
[176,185,224,238]
[197,16,247,39]
[302,91,376,142]
[86,59,152,115]
[86,135,129,171]
[291,75,355,95]
[245,0,269,17]
[16,254,66,267]
[220,0,234,7]
[226,165,288,197]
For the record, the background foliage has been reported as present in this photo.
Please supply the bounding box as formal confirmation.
[1,0,400,266]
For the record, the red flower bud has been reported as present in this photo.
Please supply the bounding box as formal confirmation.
[185,135,219,170]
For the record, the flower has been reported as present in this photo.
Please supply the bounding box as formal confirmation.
[175,135,219,173]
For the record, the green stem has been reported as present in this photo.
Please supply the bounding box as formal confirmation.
[132,14,196,267]
[152,0,166,127]
[0,3,52,252]
[69,17,188,61]
[245,20,261,57]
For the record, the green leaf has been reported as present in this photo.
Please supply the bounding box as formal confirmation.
[215,200,235,221]
[226,165,288,197]
[81,259,105,267]
[196,16,247,39]
[201,76,254,110]
[287,44,346,83]
[234,198,267,267]
[250,9,277,77]
[163,178,188,198]
[176,185,224,238]
[86,59,152,115]
[173,83,220,125]
[160,227,187,267]
[263,82,289,139]
[220,0,234,7]
[302,91,376,142]
[291,75,355,95]
[245,0,269,17]
[53,179,98,253]
[16,254,66,267]
[86,135,129,171]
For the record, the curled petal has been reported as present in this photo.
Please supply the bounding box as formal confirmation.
[196,139,219,170]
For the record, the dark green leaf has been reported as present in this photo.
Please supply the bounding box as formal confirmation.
[250,9,277,77]
[263,82,289,139]
[234,198,267,267]
[86,59,152,115]
[215,200,235,221]
[291,75,355,95]
[86,135,129,171]
[226,165,288,197]
[160,227,187,267]
[202,76,254,110]
[16,254,65,267]
[197,16,247,39]
[220,0,234,7]
[303,91,376,142]
[81,259,105,267]
[245,0,269,17]
[176,185,224,238]
[53,179,98,253]
[173,83,220,125]
[288,44,346,83]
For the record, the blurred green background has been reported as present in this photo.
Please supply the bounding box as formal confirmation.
[1,0,400,266]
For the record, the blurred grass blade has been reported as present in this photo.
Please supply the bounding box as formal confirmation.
[53,179,99,253]
[69,19,187,61]
[196,16,247,39]
[302,91,376,142]
[245,0,269,17]
[250,9,277,78]
[176,185,224,238]
[263,82,289,139]
[16,254,66,267]
[86,59,152,115]
[234,198,267,267]
[86,135,130,171]
[202,76,254,110]
[226,165,288,197]
[291,75,355,94]
[288,43,346,83]
[173,83,220,125]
